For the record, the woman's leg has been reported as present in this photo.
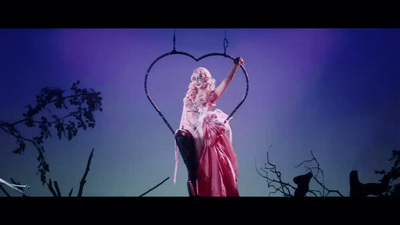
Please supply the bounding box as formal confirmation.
[175,129,198,197]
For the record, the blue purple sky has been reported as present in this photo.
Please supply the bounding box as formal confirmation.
[0,28,399,196]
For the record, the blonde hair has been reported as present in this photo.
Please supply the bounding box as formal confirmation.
[184,67,216,108]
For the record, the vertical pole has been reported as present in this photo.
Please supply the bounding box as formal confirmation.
[223,30,228,55]
[173,29,176,52]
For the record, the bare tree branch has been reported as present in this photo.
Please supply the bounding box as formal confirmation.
[255,146,295,196]
[0,184,11,197]
[47,179,57,197]
[54,180,61,197]
[296,151,343,197]
[0,178,29,196]
[78,148,94,197]
[139,177,170,197]
[256,148,343,197]
[44,148,95,197]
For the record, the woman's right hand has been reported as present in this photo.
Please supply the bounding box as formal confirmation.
[234,57,244,66]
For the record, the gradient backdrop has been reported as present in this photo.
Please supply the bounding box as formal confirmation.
[0,28,399,196]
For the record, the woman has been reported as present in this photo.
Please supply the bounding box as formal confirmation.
[174,57,244,197]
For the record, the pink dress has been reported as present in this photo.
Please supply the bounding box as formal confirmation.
[175,91,239,196]
[196,110,239,196]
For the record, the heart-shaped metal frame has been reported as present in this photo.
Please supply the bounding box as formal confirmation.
[144,50,250,135]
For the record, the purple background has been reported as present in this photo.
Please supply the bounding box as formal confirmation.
[0,28,399,196]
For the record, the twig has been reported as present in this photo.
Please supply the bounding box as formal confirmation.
[266,153,292,196]
[54,180,61,197]
[0,184,11,197]
[68,188,73,197]
[296,151,343,197]
[139,177,170,197]
[257,148,343,197]
[47,179,57,197]
[0,178,29,195]
[295,151,321,177]
[255,146,295,196]
[77,148,94,197]
[9,177,28,197]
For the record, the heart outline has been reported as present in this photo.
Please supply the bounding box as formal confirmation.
[144,50,249,135]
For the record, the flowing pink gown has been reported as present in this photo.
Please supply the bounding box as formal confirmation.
[196,110,239,197]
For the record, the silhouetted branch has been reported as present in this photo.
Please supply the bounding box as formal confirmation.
[295,151,319,172]
[0,184,10,197]
[0,81,102,185]
[0,125,49,185]
[296,151,343,197]
[255,146,295,196]
[78,148,94,197]
[47,179,57,197]
[54,180,61,197]
[139,177,170,197]
[68,188,73,197]
[47,179,62,197]
[256,148,343,197]
[45,148,95,197]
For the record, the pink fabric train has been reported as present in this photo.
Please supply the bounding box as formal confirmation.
[196,111,239,196]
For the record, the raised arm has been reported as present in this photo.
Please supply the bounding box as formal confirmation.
[212,57,244,103]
